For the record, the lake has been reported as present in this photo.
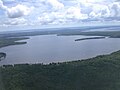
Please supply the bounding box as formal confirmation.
[1,35,120,65]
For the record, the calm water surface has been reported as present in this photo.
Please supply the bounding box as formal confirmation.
[0,35,120,65]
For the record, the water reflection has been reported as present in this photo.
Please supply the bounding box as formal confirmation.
[0,52,6,61]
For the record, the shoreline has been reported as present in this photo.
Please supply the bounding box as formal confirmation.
[0,50,120,67]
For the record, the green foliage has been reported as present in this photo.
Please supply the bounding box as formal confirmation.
[1,51,120,90]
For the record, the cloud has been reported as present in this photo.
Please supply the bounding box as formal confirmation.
[37,6,88,25]
[7,4,33,18]
[89,4,110,18]
[0,0,33,18]
[38,13,54,25]
[3,0,15,1]
[110,2,120,17]
[0,0,120,26]
[46,0,64,10]
[116,0,120,2]
[0,0,7,10]
[66,6,88,20]
[4,18,27,25]
[37,0,120,25]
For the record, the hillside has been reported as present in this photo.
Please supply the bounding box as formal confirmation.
[1,50,120,90]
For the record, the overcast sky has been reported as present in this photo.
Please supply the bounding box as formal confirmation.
[0,0,120,31]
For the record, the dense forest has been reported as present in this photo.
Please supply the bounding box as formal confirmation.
[1,50,120,90]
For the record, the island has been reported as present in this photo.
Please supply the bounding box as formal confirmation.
[0,37,29,48]
[0,52,6,61]
[75,36,106,41]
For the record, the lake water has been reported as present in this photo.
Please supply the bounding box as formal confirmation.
[1,35,120,65]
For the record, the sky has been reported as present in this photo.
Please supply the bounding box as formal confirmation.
[0,0,120,31]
